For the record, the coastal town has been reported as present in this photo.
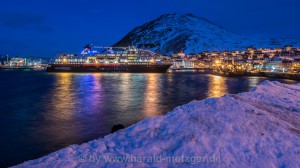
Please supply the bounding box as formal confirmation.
[169,45,300,80]
[170,45,299,70]
[1,45,300,79]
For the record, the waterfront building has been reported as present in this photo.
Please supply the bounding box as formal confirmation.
[172,59,194,69]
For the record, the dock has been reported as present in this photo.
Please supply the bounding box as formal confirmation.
[259,71,300,81]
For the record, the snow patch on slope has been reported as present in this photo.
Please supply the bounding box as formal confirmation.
[14,81,300,168]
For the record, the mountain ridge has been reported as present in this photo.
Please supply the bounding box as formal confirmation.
[114,13,300,55]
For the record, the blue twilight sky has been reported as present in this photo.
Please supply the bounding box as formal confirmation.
[0,0,299,57]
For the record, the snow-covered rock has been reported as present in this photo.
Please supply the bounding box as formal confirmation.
[114,13,300,55]
[14,81,300,168]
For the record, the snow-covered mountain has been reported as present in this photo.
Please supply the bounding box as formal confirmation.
[114,13,300,55]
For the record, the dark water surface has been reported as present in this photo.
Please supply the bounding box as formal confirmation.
[0,70,298,167]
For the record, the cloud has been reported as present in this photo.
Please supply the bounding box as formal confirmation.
[0,11,55,32]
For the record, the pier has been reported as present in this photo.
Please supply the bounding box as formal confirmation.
[258,71,300,81]
[212,70,300,81]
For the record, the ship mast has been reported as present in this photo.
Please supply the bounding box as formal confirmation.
[6,54,9,64]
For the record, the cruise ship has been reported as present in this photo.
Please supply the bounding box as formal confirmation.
[46,45,173,73]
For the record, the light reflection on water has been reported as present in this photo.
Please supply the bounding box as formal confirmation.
[208,75,228,98]
[248,77,262,89]
[50,73,75,119]
[144,74,160,117]
[0,70,299,167]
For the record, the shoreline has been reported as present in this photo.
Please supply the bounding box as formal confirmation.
[13,80,300,167]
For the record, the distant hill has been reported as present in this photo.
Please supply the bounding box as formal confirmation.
[114,13,300,55]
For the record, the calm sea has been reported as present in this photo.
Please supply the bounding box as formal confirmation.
[0,70,298,167]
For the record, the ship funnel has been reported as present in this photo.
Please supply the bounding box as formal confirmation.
[83,44,92,51]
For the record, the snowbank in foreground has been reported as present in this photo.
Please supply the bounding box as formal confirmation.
[14,81,300,168]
